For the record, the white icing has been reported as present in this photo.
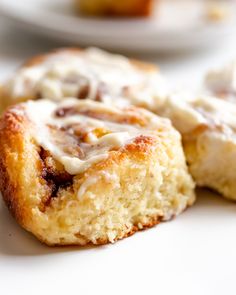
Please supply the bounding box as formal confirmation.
[100,171,120,184]
[60,155,108,175]
[24,98,165,175]
[6,47,167,109]
[160,93,236,136]
[77,171,120,199]
[77,176,99,199]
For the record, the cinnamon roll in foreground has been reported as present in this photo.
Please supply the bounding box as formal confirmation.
[0,99,195,245]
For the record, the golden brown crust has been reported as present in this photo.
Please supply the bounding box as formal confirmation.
[46,217,162,246]
[0,108,157,244]
[0,107,47,228]
[0,101,195,246]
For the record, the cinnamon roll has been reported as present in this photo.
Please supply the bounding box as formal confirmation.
[0,98,195,245]
[75,0,154,17]
[0,47,167,113]
[158,93,236,201]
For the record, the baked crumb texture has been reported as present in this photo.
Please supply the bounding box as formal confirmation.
[0,99,195,246]
[75,0,154,17]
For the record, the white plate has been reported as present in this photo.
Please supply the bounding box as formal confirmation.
[0,0,236,51]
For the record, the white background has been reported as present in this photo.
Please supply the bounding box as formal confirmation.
[1,17,236,295]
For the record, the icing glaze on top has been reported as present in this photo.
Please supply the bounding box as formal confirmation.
[5,47,167,110]
[160,93,236,136]
[23,98,171,175]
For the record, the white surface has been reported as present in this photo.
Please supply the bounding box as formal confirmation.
[1,18,236,295]
[0,0,236,51]
[1,189,236,295]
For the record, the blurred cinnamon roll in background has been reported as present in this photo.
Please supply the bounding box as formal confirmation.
[75,0,154,17]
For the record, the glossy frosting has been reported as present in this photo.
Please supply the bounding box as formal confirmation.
[6,48,167,110]
[23,98,171,175]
